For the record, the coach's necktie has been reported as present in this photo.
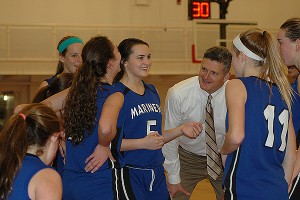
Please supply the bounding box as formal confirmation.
[205,95,222,180]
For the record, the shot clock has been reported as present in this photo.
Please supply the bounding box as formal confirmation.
[188,0,211,20]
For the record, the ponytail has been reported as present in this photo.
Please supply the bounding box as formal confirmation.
[237,29,293,111]
[0,114,29,199]
[0,103,60,199]
[260,31,293,111]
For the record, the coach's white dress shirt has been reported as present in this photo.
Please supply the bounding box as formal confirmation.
[162,76,227,184]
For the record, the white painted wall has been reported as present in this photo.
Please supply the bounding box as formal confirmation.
[0,0,298,75]
[1,0,297,27]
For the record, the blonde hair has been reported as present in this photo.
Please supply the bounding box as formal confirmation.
[233,28,293,110]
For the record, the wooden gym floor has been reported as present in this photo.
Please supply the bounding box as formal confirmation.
[190,179,216,200]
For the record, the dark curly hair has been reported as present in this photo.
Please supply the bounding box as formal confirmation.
[32,73,73,103]
[63,36,115,144]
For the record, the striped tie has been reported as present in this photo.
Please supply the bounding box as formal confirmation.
[205,95,222,180]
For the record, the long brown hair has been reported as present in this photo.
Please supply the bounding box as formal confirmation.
[0,103,60,199]
[63,36,115,144]
[32,73,73,103]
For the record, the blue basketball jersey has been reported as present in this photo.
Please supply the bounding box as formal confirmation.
[63,83,119,199]
[289,75,300,200]
[291,75,300,136]
[8,154,51,199]
[110,81,165,169]
[44,74,64,177]
[64,83,112,172]
[223,77,289,200]
[109,81,169,200]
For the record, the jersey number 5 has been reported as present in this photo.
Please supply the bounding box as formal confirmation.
[147,120,157,135]
[264,105,288,152]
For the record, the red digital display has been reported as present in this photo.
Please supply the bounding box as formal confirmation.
[188,0,211,20]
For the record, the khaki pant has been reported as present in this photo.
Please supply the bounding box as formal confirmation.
[172,146,223,200]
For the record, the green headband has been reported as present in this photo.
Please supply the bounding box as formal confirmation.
[58,37,84,53]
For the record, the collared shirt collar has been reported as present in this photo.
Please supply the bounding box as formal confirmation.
[198,80,228,100]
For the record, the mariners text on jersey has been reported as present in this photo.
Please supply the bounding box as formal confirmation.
[131,103,161,119]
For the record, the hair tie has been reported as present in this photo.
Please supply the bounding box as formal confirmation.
[89,60,103,77]
[19,113,26,120]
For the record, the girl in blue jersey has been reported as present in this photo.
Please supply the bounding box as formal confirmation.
[220,28,296,200]
[278,18,300,149]
[13,36,128,199]
[33,72,74,176]
[98,38,202,200]
[0,103,62,199]
[38,35,84,90]
[60,36,122,199]
[278,17,300,200]
[36,37,83,177]
[33,73,74,103]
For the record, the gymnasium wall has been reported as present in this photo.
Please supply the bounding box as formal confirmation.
[0,0,298,75]
[0,0,298,114]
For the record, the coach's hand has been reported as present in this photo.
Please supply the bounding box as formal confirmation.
[167,182,190,198]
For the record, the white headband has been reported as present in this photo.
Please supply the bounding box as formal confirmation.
[233,34,264,61]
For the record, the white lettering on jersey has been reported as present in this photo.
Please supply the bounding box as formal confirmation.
[131,103,161,119]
